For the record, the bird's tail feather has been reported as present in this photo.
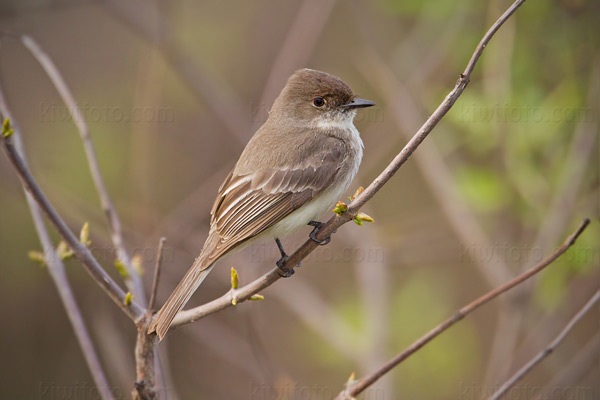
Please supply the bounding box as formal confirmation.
[148,255,215,340]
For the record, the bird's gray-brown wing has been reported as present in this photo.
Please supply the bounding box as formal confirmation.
[202,136,347,266]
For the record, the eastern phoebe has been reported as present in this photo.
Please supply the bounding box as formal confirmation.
[149,68,374,339]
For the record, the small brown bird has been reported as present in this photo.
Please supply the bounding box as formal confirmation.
[149,69,374,339]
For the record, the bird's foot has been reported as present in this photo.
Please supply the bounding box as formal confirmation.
[308,220,332,245]
[275,238,296,277]
[276,255,294,277]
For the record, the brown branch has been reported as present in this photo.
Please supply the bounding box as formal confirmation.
[21,34,147,304]
[0,127,145,321]
[168,0,527,330]
[334,218,590,400]
[0,88,113,400]
[133,316,158,400]
[489,289,600,400]
[534,333,600,400]
[148,237,166,311]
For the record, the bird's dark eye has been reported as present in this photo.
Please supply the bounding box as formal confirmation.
[313,97,325,107]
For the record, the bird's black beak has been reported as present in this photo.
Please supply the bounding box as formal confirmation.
[339,98,376,110]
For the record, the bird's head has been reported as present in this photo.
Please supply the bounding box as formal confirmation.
[270,68,375,128]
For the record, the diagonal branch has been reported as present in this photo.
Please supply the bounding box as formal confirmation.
[335,218,591,400]
[169,0,528,330]
[21,34,147,304]
[0,87,113,400]
[0,127,145,321]
[489,289,600,400]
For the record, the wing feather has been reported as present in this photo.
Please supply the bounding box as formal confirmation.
[205,136,347,263]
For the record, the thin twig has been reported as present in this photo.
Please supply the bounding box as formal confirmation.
[21,34,147,304]
[0,131,145,321]
[334,218,590,400]
[149,237,166,311]
[489,289,600,400]
[0,88,113,400]
[534,334,600,400]
[168,0,528,330]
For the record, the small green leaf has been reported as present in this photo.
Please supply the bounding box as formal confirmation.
[79,222,91,246]
[348,186,364,201]
[231,267,239,289]
[333,201,348,215]
[249,294,264,301]
[28,250,46,267]
[231,296,238,306]
[345,372,357,388]
[114,259,129,278]
[124,292,132,306]
[353,212,374,226]
[2,118,14,138]
[56,241,73,260]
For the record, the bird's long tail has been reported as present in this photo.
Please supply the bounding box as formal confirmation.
[148,249,215,340]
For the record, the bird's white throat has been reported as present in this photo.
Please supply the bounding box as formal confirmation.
[312,109,358,130]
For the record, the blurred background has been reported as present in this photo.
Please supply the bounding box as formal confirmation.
[0,0,598,399]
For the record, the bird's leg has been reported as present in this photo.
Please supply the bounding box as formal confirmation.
[275,238,295,277]
[307,220,332,245]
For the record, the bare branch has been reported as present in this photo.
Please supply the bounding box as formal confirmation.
[148,237,166,311]
[168,0,528,330]
[489,289,600,400]
[534,334,600,400]
[133,316,158,400]
[21,34,147,303]
[0,88,113,400]
[335,218,590,400]
[0,128,145,321]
